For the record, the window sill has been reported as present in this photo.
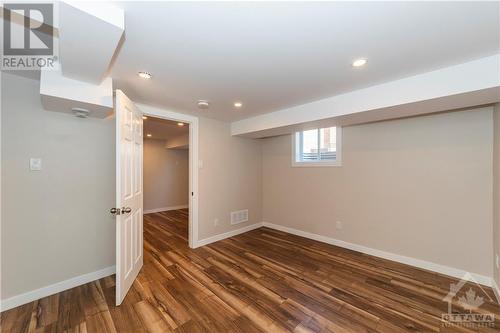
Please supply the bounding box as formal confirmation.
[292,161,342,168]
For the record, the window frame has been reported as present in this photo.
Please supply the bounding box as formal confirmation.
[292,126,342,167]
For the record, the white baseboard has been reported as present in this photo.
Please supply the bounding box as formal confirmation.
[196,222,263,248]
[0,266,116,312]
[492,278,500,303]
[261,222,492,287]
[144,205,188,214]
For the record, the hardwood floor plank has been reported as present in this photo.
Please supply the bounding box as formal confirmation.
[133,300,173,333]
[2,209,499,332]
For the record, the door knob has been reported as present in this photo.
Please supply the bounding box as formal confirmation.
[121,207,132,214]
[110,208,121,215]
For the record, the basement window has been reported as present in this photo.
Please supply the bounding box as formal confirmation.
[292,126,342,167]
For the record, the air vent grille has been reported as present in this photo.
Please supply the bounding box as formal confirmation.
[231,209,248,225]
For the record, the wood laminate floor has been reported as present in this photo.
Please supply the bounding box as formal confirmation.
[2,209,500,332]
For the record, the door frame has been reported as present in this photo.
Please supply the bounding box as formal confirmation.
[138,103,199,248]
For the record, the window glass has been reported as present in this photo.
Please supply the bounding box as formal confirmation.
[302,129,318,161]
[319,127,336,160]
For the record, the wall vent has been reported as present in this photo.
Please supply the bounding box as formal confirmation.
[231,209,248,225]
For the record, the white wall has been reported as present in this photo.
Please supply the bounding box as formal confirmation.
[198,117,262,240]
[494,104,500,288]
[1,73,115,300]
[143,139,188,212]
[262,107,494,277]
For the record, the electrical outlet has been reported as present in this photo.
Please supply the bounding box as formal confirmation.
[496,254,499,269]
[336,221,342,230]
[214,218,219,226]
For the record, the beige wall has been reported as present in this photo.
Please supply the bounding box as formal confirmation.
[2,71,495,302]
[494,104,500,287]
[262,107,494,277]
[165,133,189,149]
[143,139,188,211]
[0,73,263,301]
[198,117,262,240]
[1,73,115,300]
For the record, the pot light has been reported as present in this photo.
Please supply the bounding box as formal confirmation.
[177,122,185,127]
[352,58,367,67]
[138,71,152,79]
[146,133,152,137]
[234,101,243,108]
[142,116,148,120]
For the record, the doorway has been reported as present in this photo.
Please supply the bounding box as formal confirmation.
[143,117,190,244]
[141,104,199,249]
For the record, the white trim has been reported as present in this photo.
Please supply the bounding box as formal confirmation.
[262,222,492,286]
[1,72,3,304]
[0,266,115,312]
[196,222,263,248]
[144,205,188,214]
[492,278,500,303]
[137,104,199,249]
[292,127,342,167]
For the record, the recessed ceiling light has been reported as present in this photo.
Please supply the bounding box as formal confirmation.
[138,71,152,79]
[146,133,152,137]
[177,122,185,127]
[142,116,148,120]
[234,101,243,108]
[352,58,367,67]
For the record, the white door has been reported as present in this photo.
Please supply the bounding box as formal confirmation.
[113,90,143,305]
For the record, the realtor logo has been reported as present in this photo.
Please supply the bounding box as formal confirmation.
[442,273,498,329]
[2,2,57,69]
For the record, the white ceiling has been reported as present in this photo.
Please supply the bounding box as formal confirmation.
[109,2,500,122]
[143,117,189,141]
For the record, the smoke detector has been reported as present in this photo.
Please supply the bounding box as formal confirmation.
[197,100,210,110]
[72,107,90,118]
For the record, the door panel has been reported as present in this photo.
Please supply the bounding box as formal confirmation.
[115,90,143,306]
